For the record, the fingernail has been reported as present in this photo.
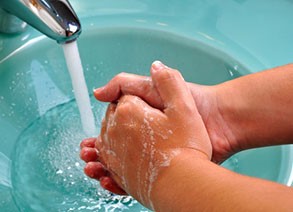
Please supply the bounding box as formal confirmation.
[152,60,167,72]
[93,88,99,94]
[93,86,104,94]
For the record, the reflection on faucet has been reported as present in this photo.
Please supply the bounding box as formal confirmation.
[0,0,81,43]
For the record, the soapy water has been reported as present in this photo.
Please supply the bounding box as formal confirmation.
[11,98,150,212]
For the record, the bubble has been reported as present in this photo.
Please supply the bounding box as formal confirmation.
[56,170,63,174]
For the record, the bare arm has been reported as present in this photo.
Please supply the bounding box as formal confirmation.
[152,149,293,212]
[151,64,293,211]
[215,64,293,151]
[81,62,293,211]
[94,64,293,162]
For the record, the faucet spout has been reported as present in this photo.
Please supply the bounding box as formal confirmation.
[0,0,81,43]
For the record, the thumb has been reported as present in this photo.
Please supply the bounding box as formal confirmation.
[150,61,196,116]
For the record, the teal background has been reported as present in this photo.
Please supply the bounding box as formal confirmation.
[0,0,293,211]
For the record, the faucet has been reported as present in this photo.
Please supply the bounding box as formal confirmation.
[0,0,81,43]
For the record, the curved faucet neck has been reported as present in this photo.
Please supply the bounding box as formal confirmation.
[0,0,81,43]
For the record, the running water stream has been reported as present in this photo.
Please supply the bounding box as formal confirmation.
[61,41,96,136]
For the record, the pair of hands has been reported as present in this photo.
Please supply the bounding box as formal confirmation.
[80,61,237,207]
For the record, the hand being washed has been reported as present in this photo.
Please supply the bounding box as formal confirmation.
[81,61,212,208]
[80,61,236,197]
[91,65,239,164]
[80,62,293,211]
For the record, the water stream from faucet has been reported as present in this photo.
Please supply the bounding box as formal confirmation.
[61,41,96,136]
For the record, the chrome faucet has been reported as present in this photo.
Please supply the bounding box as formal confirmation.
[0,0,81,43]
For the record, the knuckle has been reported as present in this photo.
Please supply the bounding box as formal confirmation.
[114,72,127,81]
[115,102,130,120]
[158,68,183,83]
[172,68,184,80]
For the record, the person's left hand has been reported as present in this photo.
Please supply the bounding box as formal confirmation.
[81,61,212,208]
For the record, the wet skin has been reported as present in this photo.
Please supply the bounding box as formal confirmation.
[79,62,236,196]
[80,62,293,211]
[80,61,215,198]
[80,137,127,195]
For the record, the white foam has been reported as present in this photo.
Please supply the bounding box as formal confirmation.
[62,41,96,136]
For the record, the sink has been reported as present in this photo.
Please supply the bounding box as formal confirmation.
[0,0,293,211]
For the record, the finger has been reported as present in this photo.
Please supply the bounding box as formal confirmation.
[103,103,118,150]
[80,138,96,149]
[94,73,163,109]
[84,161,108,180]
[94,135,103,151]
[116,95,164,121]
[150,61,196,115]
[104,103,117,127]
[80,147,99,162]
[100,176,127,195]
[94,135,109,167]
[94,73,149,102]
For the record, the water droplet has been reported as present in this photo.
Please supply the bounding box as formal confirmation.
[229,70,234,77]
[56,170,63,174]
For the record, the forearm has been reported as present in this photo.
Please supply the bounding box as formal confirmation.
[216,64,293,150]
[151,150,293,212]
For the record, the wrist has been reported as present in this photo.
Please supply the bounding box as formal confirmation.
[150,149,209,211]
[189,83,244,161]
[214,83,249,152]
[215,67,293,151]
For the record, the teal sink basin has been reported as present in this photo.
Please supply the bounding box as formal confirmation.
[1,0,293,211]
